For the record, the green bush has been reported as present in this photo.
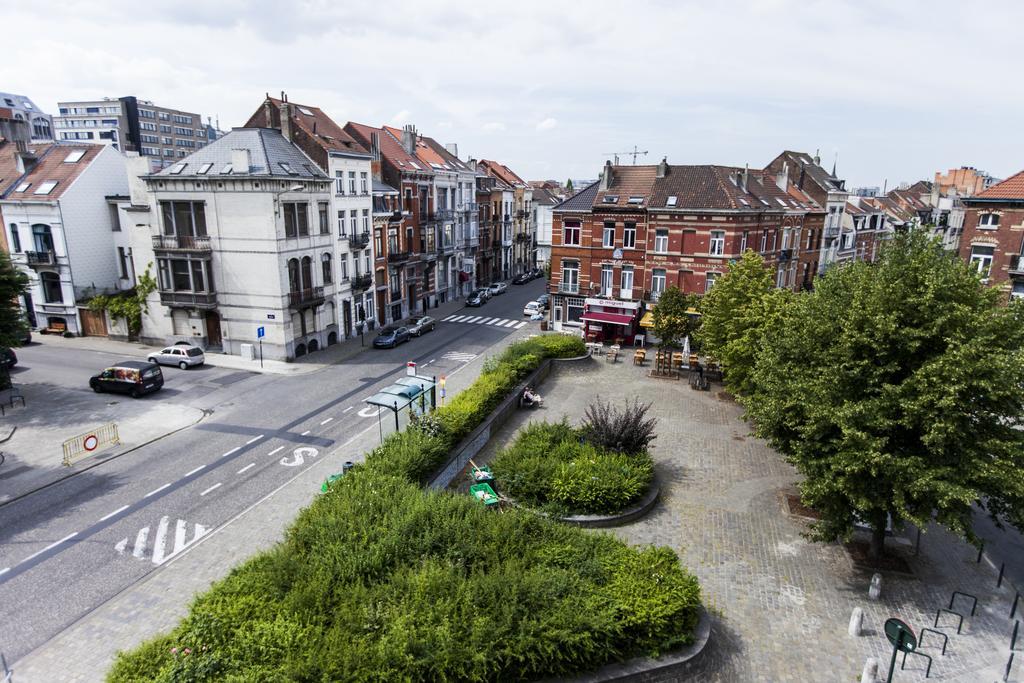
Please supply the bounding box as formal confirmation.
[107,333,701,683]
[492,420,654,515]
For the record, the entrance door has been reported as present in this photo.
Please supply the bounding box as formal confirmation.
[205,311,222,348]
[343,300,352,338]
[79,308,108,337]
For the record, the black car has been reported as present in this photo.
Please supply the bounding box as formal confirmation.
[529,268,544,280]
[466,290,486,307]
[511,273,530,285]
[90,361,164,398]
[373,326,410,348]
[0,347,16,369]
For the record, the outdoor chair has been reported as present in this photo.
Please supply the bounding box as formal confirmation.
[633,349,646,366]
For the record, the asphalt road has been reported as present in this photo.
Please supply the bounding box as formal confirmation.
[0,279,547,663]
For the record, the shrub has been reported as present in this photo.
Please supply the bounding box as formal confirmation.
[582,396,657,455]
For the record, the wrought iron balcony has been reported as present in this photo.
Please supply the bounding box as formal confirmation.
[24,250,56,266]
[440,240,456,253]
[824,225,840,239]
[434,209,455,221]
[159,290,217,309]
[388,250,411,264]
[778,248,792,262]
[349,231,370,250]
[288,286,324,308]
[351,273,373,291]
[515,232,532,243]
[152,235,212,252]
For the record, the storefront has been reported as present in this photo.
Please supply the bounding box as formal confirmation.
[580,297,641,345]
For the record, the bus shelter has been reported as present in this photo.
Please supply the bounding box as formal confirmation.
[364,375,437,442]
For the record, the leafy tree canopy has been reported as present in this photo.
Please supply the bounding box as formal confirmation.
[744,231,1024,559]
[0,251,29,348]
[651,286,700,349]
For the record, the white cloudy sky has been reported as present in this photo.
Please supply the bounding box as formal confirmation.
[4,0,1022,187]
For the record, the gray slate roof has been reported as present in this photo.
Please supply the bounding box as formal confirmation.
[154,128,327,178]
[373,179,398,194]
[552,181,599,212]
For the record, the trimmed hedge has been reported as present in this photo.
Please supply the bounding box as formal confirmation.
[492,420,654,515]
[108,334,702,682]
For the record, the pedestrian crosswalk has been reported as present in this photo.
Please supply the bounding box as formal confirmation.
[442,314,528,329]
[115,516,210,565]
[442,351,478,363]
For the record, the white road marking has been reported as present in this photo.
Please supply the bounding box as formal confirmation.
[514,321,527,329]
[237,463,256,474]
[442,351,477,363]
[221,447,240,458]
[174,519,187,554]
[245,434,264,445]
[442,315,457,321]
[144,483,171,497]
[503,319,518,327]
[342,406,353,413]
[24,532,78,563]
[320,417,333,425]
[358,405,381,418]
[185,464,205,477]
[450,315,468,322]
[267,446,284,457]
[150,517,170,564]
[280,446,318,467]
[0,567,9,577]
[301,430,310,436]
[99,505,129,522]
[200,483,222,496]
[132,527,149,558]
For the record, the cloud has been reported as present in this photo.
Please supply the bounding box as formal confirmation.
[389,110,411,126]
[482,122,506,132]
[536,117,558,131]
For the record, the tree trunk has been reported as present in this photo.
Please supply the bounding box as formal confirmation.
[869,510,887,562]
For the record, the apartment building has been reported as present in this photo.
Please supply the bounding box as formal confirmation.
[474,173,505,285]
[531,185,559,270]
[55,96,206,169]
[0,92,53,142]
[0,143,130,335]
[478,159,534,277]
[959,170,1024,300]
[421,139,480,297]
[130,128,335,360]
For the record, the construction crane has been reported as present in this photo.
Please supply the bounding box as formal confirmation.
[602,145,649,165]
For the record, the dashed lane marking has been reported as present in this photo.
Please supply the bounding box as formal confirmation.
[301,430,310,436]
[200,483,222,497]
[221,447,240,458]
[343,406,353,413]
[99,505,129,522]
[320,417,333,425]
[24,533,77,563]
[185,465,205,477]
[237,463,256,474]
[245,434,264,445]
[267,446,284,457]
[144,483,171,498]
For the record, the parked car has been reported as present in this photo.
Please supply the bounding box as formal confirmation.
[407,316,436,336]
[89,361,164,398]
[148,344,205,369]
[480,287,493,300]
[529,267,544,280]
[523,301,541,317]
[466,289,487,307]
[488,282,508,296]
[512,273,530,285]
[536,293,550,309]
[0,347,17,369]
[373,326,410,348]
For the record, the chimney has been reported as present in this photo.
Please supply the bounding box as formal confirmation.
[278,101,292,142]
[813,148,821,166]
[599,160,613,191]
[370,131,380,160]
[262,95,273,128]
[775,161,789,191]
[445,143,458,158]
[231,148,250,174]
[401,125,417,155]
[15,147,37,174]
[798,163,806,190]
[656,156,668,178]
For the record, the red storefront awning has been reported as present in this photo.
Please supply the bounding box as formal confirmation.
[581,312,635,326]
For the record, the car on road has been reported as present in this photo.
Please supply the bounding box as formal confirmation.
[89,361,164,398]
[373,326,411,348]
[0,347,16,369]
[488,282,508,296]
[529,267,544,280]
[523,301,541,317]
[407,316,436,336]
[536,293,550,308]
[512,272,530,285]
[148,344,205,369]
[466,289,487,307]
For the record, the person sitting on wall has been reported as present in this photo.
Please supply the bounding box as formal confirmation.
[523,386,543,406]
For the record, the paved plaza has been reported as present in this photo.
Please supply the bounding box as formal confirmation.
[466,352,1020,682]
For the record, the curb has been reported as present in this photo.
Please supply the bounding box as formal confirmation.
[558,480,661,528]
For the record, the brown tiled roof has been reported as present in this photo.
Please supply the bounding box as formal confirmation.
[344,122,428,174]
[246,98,367,156]
[594,164,658,208]
[767,151,844,194]
[479,159,527,188]
[974,169,1024,200]
[419,136,474,173]
[649,165,788,211]
[383,126,455,173]
[0,141,31,195]
[1,143,102,201]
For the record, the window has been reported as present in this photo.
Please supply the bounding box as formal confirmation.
[375,231,383,256]
[160,201,207,238]
[118,247,130,279]
[279,162,296,175]
[34,181,58,195]
[705,272,719,292]
[602,195,618,204]
[340,257,349,280]
[41,272,63,303]
[563,219,581,246]
[349,210,358,236]
[603,221,615,247]
[283,203,309,238]
[169,163,187,175]
[710,230,725,256]
[561,261,579,293]
[360,172,368,194]
[600,265,614,296]
[627,196,644,205]
[8,224,20,252]
[198,162,213,174]
[362,209,370,233]
[623,222,636,248]
[349,171,356,194]
[979,213,1000,229]
[63,150,85,163]
[220,163,233,174]
[32,224,54,252]
[842,230,855,250]
[335,171,345,195]
[15,182,29,193]
[651,269,666,299]
[621,266,634,295]
[666,196,678,207]
[741,231,749,252]
[970,245,995,279]
[654,229,668,253]
[319,203,330,235]
[322,253,333,284]
[760,231,768,253]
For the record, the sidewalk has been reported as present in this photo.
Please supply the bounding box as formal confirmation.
[9,323,530,682]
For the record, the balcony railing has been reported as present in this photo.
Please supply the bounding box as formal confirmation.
[440,240,456,253]
[351,273,373,291]
[152,235,211,251]
[778,248,792,262]
[389,289,402,301]
[159,290,217,309]
[824,225,840,239]
[25,250,56,266]
[288,286,324,308]
[1010,254,1024,276]
[388,250,411,264]
[349,231,370,249]
[515,233,532,243]
[434,209,455,221]
[558,282,579,294]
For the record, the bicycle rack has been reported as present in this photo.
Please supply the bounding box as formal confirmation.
[949,591,978,617]
[919,627,949,656]
[934,608,965,634]
[901,648,934,678]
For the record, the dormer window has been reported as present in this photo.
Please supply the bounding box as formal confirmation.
[169,163,187,175]
[602,195,618,203]
[279,162,297,175]
[220,163,233,174]
[198,163,213,174]
[979,213,1000,229]
[628,196,644,204]
[63,151,86,163]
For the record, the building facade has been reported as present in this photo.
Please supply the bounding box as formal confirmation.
[959,170,1024,300]
[55,96,207,169]
[0,92,53,142]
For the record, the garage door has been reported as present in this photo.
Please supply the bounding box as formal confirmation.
[79,308,108,337]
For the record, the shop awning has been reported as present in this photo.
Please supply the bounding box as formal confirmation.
[581,312,635,326]
[639,311,655,329]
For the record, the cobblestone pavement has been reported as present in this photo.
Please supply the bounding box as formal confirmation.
[468,356,1019,682]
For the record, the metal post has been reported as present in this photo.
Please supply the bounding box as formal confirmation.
[1005,652,1015,682]
[1000,562,1006,588]
[393,400,399,432]
[885,639,900,683]
[431,375,437,411]
[259,339,264,369]
[1013,592,1021,620]
[1012,620,1020,651]
[978,540,985,564]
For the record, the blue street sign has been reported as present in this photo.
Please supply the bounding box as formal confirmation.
[257,326,265,339]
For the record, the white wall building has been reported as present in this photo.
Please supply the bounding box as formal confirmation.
[1,143,129,334]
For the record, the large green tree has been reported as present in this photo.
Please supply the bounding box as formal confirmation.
[745,230,1024,560]
[651,286,700,350]
[0,251,29,348]
[700,250,791,396]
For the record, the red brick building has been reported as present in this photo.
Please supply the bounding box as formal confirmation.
[959,170,1024,300]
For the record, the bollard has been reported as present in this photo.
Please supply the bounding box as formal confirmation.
[978,540,985,564]
[342,461,354,475]
[849,607,865,637]
[869,573,882,601]
[861,656,879,683]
